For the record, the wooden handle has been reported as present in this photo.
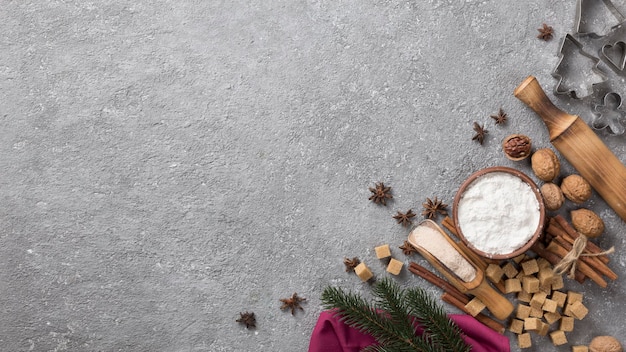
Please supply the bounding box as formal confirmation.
[467,280,514,320]
[514,76,578,141]
[515,76,626,223]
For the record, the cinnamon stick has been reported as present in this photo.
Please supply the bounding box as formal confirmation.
[408,262,468,304]
[553,215,609,263]
[547,221,609,273]
[441,292,506,334]
[546,241,608,288]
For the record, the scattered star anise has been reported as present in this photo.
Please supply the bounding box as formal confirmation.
[537,23,554,41]
[392,209,416,227]
[368,182,393,206]
[490,108,507,125]
[280,293,306,315]
[472,122,488,145]
[422,197,448,219]
[343,257,361,272]
[399,240,418,255]
[236,311,256,329]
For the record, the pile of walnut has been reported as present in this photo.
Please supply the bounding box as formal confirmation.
[531,148,604,238]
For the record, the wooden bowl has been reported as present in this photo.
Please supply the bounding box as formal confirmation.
[452,166,546,260]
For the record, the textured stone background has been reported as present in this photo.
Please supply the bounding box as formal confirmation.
[2,0,626,351]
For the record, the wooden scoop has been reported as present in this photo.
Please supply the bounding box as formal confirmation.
[515,76,626,223]
[408,220,513,320]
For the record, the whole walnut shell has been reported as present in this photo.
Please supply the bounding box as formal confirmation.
[571,208,604,238]
[531,148,560,182]
[502,134,532,161]
[590,336,623,352]
[540,183,564,211]
[561,174,592,204]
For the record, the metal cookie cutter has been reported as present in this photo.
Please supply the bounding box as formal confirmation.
[552,34,608,99]
[575,0,625,37]
[601,40,626,72]
[592,92,626,135]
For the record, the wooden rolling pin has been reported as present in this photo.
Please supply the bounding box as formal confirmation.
[514,76,626,223]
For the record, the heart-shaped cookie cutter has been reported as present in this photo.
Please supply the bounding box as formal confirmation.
[592,92,626,135]
[601,41,626,71]
[552,34,608,99]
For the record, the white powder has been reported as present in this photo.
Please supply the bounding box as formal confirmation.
[409,225,477,282]
[457,172,540,256]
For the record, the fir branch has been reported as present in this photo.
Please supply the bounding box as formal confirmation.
[405,288,470,352]
[321,278,471,352]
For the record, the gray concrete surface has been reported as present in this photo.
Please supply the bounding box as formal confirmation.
[2,0,626,351]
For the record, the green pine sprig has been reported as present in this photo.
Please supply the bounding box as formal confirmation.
[321,278,471,352]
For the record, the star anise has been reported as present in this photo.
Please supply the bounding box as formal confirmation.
[490,108,507,125]
[472,122,488,145]
[236,311,256,329]
[343,257,361,272]
[368,182,393,206]
[422,197,448,219]
[393,209,416,227]
[537,23,554,41]
[399,240,418,255]
[280,293,306,315]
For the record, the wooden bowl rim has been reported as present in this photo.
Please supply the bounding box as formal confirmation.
[452,166,546,260]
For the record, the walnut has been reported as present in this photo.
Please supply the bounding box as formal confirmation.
[571,208,604,238]
[540,183,564,211]
[502,134,532,160]
[590,336,623,352]
[561,174,592,204]
[531,148,560,182]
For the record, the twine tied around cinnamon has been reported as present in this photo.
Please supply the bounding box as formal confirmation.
[553,235,615,278]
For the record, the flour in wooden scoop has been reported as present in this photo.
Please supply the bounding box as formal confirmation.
[410,225,476,282]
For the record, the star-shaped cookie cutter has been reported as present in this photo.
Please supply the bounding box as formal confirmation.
[592,92,626,135]
[552,34,608,99]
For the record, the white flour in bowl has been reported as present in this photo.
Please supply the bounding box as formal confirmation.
[457,172,540,256]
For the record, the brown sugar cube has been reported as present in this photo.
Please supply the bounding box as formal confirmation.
[509,318,524,334]
[355,262,374,282]
[537,257,551,269]
[464,297,486,317]
[537,321,550,336]
[522,276,540,293]
[538,267,555,287]
[551,274,564,290]
[530,291,547,309]
[560,316,575,332]
[544,311,562,324]
[505,278,522,293]
[375,244,391,259]
[570,301,588,320]
[518,332,532,349]
[530,306,543,318]
[566,291,583,305]
[572,346,589,352]
[516,271,526,280]
[524,317,542,331]
[516,304,531,319]
[521,259,540,275]
[563,303,574,317]
[386,258,403,275]
[485,263,504,283]
[513,253,527,264]
[550,330,568,346]
[502,262,519,279]
[517,290,532,303]
[551,291,567,308]
[542,298,558,313]
[539,283,552,295]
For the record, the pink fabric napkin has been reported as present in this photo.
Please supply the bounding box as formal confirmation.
[308,310,510,352]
